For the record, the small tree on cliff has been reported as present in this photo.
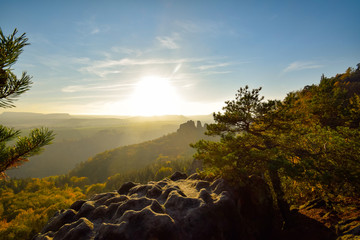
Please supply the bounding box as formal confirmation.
[0,28,54,178]
[191,86,292,223]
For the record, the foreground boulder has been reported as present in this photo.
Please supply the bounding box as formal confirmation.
[34,172,275,240]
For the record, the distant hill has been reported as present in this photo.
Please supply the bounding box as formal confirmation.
[0,112,72,128]
[2,112,213,178]
[0,112,128,128]
[125,115,213,123]
[2,112,212,178]
[0,112,213,128]
[0,112,71,119]
[69,120,211,183]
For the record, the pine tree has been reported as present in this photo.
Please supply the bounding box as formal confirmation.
[191,86,293,220]
[0,28,54,178]
[192,81,360,227]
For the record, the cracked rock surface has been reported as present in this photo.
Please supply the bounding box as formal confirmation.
[33,172,275,240]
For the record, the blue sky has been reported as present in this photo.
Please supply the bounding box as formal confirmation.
[1,0,359,116]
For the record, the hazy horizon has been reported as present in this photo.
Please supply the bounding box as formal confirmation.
[0,110,213,118]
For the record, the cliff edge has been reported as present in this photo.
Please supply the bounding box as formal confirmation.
[33,172,275,240]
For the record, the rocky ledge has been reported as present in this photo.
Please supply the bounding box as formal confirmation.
[33,172,276,240]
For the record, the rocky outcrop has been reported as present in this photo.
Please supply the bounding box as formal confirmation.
[177,120,205,134]
[33,172,276,240]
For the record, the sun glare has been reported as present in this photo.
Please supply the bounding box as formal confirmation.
[129,76,181,116]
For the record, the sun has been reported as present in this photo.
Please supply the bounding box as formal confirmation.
[129,76,181,116]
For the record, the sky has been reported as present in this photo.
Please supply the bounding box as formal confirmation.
[1,0,359,116]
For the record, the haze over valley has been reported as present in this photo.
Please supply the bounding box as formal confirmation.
[1,112,212,178]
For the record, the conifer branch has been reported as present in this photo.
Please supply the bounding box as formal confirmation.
[0,71,32,108]
[0,128,55,175]
[0,28,55,178]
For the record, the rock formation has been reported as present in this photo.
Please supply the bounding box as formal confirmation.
[34,172,276,240]
[177,120,205,134]
[196,120,202,129]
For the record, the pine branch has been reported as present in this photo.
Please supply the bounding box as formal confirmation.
[0,128,55,174]
[0,71,32,108]
[0,28,32,107]
[0,28,29,68]
[0,28,55,179]
[0,125,20,142]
